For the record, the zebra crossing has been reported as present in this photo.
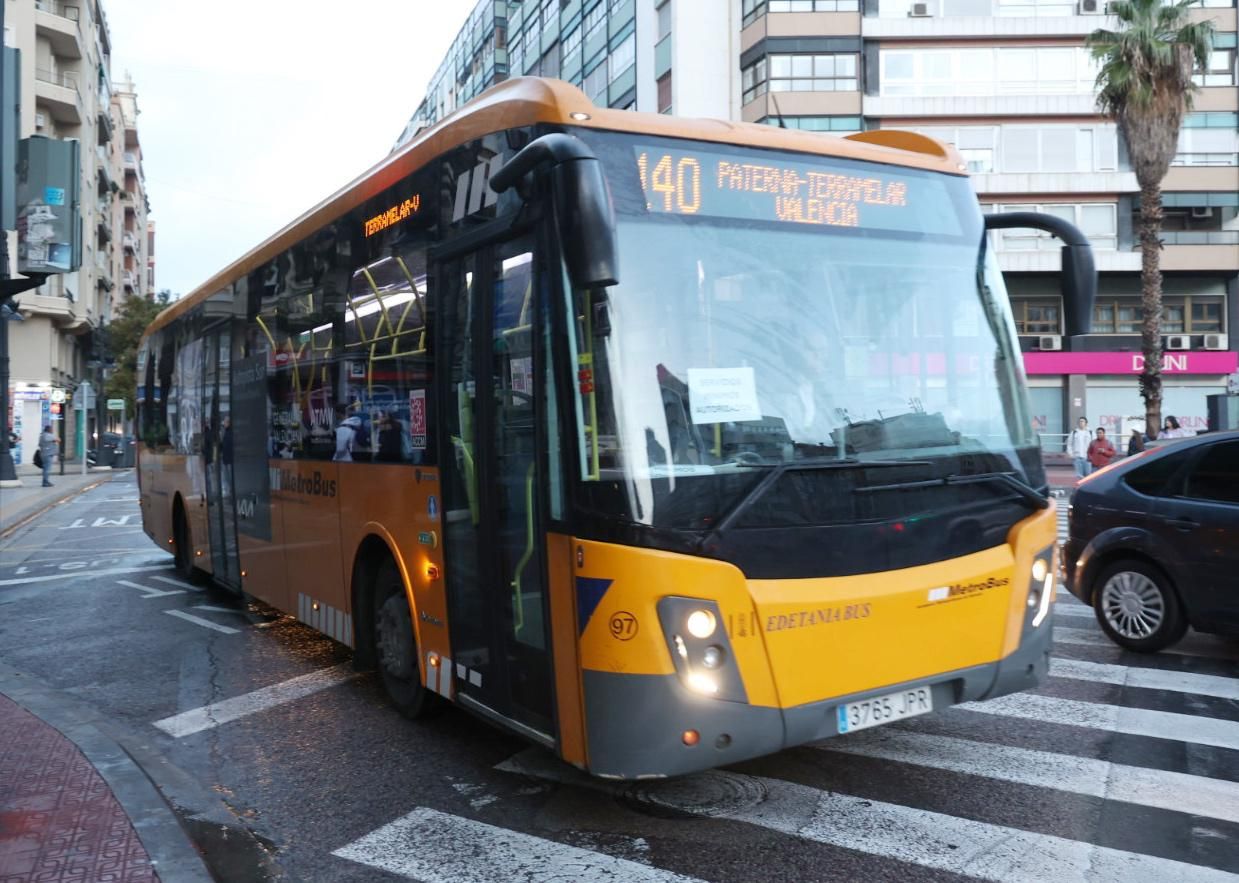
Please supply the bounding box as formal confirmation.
[331,511,1239,883]
[333,497,1238,881]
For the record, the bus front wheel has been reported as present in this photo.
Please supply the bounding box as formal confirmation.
[372,558,436,719]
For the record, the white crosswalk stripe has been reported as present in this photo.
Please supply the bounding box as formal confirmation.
[961,692,1239,750]
[1055,625,1239,661]
[332,807,706,882]
[818,728,1239,824]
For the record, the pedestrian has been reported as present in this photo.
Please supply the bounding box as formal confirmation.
[1162,415,1187,438]
[38,424,56,487]
[1068,417,1093,478]
[333,405,361,462]
[1127,429,1144,457]
[1087,426,1116,471]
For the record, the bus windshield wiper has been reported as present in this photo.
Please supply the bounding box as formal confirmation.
[854,470,1050,510]
[704,458,934,544]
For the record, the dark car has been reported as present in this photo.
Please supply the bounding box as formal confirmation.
[1064,430,1239,652]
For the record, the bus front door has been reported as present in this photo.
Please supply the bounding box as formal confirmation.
[203,326,242,592]
[440,234,555,743]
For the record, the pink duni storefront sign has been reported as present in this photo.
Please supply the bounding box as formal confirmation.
[1023,351,1239,375]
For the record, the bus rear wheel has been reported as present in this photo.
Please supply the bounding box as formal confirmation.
[372,558,436,719]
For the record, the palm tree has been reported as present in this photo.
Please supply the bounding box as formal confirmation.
[1087,0,1213,439]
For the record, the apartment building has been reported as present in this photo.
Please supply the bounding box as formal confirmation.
[4,0,149,461]
[113,73,149,303]
[399,0,1239,438]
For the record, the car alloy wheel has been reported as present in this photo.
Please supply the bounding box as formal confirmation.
[1099,570,1165,640]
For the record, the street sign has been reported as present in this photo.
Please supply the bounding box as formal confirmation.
[106,398,124,411]
[50,387,65,404]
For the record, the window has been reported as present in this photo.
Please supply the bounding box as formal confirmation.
[761,115,863,132]
[1184,442,1239,504]
[657,72,672,113]
[1175,126,1239,166]
[584,2,606,43]
[1090,295,1224,334]
[1012,300,1061,335]
[770,0,860,9]
[608,33,635,81]
[583,61,608,101]
[562,25,582,62]
[881,47,1098,97]
[742,0,766,27]
[657,0,671,39]
[995,0,1074,15]
[992,203,1116,251]
[742,53,858,103]
[1193,49,1236,87]
[542,42,560,79]
[1123,449,1193,497]
[541,0,558,29]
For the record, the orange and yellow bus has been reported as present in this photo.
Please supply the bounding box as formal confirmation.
[137,77,1095,779]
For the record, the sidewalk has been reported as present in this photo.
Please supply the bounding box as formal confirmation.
[0,667,214,882]
[0,463,116,536]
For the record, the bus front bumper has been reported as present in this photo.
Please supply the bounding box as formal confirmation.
[581,618,1052,780]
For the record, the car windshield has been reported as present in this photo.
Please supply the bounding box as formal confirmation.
[564,132,1038,529]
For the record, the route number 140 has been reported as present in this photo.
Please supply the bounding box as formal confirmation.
[637,152,701,215]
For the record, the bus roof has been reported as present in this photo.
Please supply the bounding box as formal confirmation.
[144,76,964,339]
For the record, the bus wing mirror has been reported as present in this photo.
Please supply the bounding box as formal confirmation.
[984,211,1095,336]
[490,133,619,290]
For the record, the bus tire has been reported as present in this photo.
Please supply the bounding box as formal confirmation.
[172,502,206,585]
[373,557,437,719]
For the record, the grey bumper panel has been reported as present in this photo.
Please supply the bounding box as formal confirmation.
[583,621,1054,779]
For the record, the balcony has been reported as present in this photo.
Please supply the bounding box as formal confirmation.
[34,1,83,60]
[122,270,137,291]
[123,233,137,253]
[34,68,82,125]
[96,218,111,244]
[97,108,113,145]
[123,151,138,176]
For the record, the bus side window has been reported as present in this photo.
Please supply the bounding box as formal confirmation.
[342,240,434,465]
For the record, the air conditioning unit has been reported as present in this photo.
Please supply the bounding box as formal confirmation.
[1190,206,1215,219]
[1166,334,1192,351]
[1203,333,1229,351]
[1038,335,1063,351]
[908,2,931,16]
[1078,0,1102,12]
[34,112,45,130]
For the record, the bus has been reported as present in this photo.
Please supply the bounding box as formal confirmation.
[137,77,1095,779]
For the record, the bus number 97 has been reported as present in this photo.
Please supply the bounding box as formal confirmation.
[637,152,702,215]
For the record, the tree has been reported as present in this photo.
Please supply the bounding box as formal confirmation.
[103,292,168,419]
[1087,0,1213,439]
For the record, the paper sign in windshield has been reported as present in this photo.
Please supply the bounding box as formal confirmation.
[687,367,761,424]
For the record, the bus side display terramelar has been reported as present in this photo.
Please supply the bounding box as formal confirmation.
[633,144,962,236]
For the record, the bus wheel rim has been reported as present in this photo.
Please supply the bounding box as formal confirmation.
[1100,571,1164,640]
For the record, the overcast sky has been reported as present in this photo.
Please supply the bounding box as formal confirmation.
[102,0,477,298]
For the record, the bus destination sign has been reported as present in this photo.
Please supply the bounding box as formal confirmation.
[633,145,959,235]
[364,195,422,238]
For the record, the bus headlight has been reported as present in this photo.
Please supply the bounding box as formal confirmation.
[657,596,748,704]
[686,609,716,639]
[1027,546,1056,628]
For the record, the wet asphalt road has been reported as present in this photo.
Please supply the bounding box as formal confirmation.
[1,472,1237,882]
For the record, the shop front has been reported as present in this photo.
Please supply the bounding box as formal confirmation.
[1023,350,1239,447]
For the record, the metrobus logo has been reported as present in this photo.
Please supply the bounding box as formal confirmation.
[269,467,337,498]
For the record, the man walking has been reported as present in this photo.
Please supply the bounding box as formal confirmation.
[1068,417,1093,478]
[38,424,56,487]
[1087,427,1116,472]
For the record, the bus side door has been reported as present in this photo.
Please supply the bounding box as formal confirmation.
[438,230,555,741]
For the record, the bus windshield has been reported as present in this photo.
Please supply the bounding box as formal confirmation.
[565,133,1037,530]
